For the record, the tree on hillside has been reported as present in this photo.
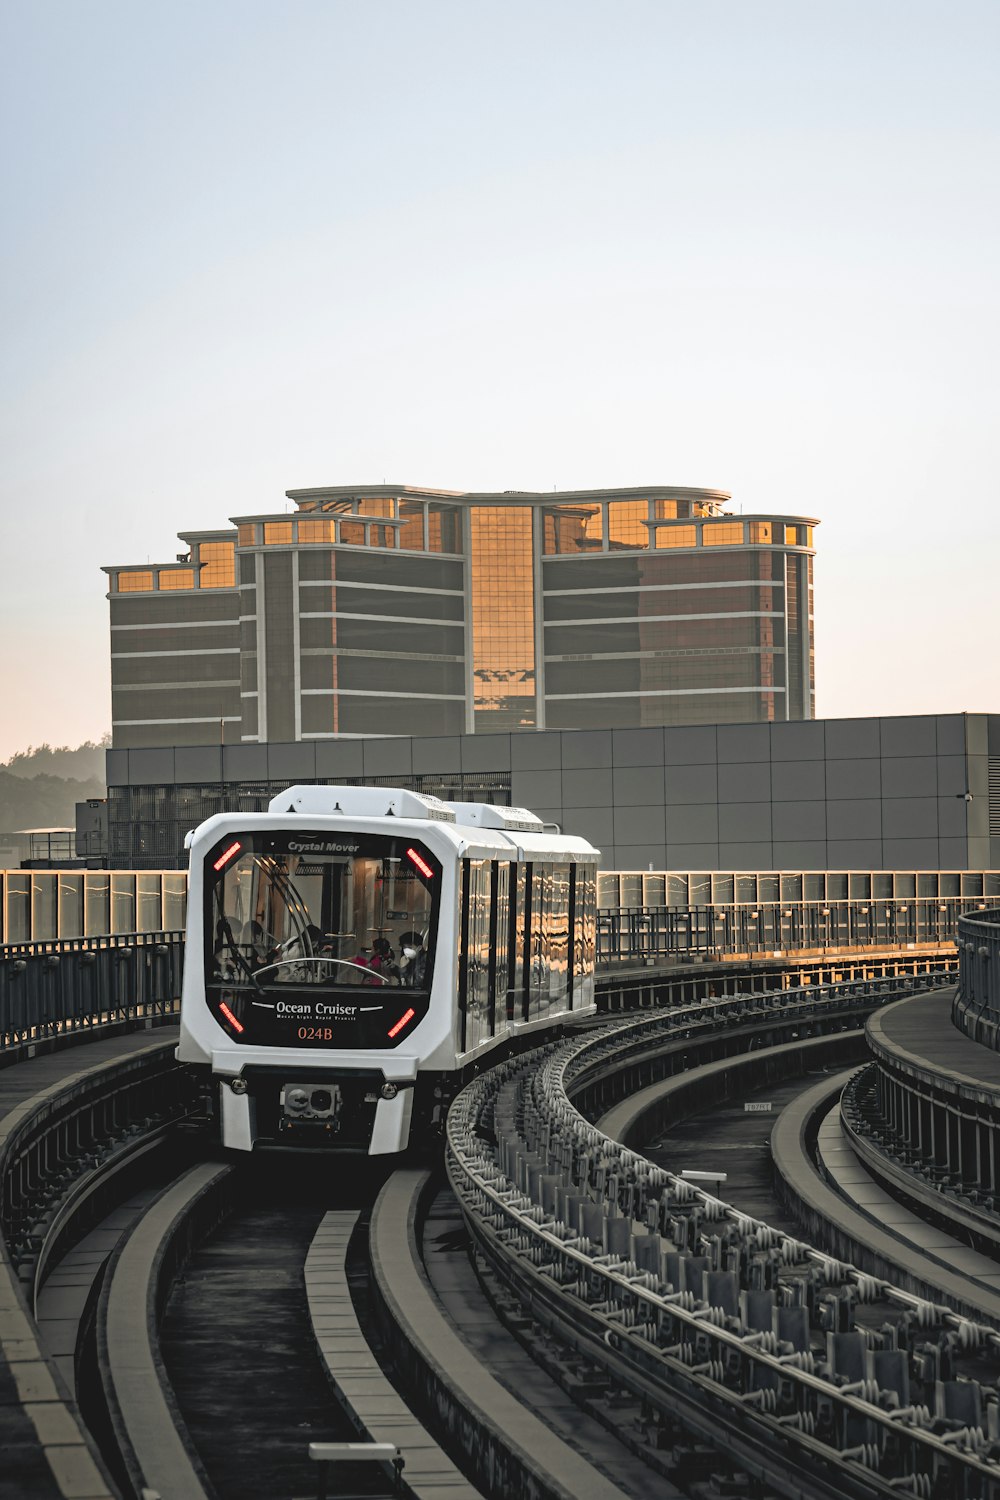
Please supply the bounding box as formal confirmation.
[2,736,110,784]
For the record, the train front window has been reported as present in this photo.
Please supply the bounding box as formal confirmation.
[204,830,439,1047]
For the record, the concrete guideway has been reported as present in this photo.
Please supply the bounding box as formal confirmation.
[447,977,1000,1499]
[771,1071,1000,1326]
[367,1169,635,1500]
[0,1029,182,1500]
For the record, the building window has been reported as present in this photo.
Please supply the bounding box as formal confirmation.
[158,569,194,591]
[426,504,461,554]
[238,524,257,546]
[199,542,236,587]
[784,525,799,546]
[117,571,154,592]
[654,525,697,549]
[607,501,650,550]
[703,522,744,547]
[653,499,678,520]
[749,522,772,544]
[263,522,293,547]
[298,518,336,544]
[542,505,602,555]
[470,506,535,730]
[398,501,425,551]
[339,521,366,546]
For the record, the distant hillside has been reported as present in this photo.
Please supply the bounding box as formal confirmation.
[0,770,106,834]
[2,737,110,784]
[0,738,109,836]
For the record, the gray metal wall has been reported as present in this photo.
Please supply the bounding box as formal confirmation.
[105,712,1000,872]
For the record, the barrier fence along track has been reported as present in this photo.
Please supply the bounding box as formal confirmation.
[955,909,1000,1049]
[0,898,974,1058]
[446,971,1000,1500]
[597,898,977,964]
[1,931,185,1053]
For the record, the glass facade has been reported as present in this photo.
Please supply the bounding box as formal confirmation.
[0,869,187,943]
[470,505,536,731]
[104,485,816,746]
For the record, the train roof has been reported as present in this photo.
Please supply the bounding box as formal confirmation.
[247,784,601,861]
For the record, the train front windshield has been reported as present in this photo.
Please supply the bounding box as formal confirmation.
[204,830,439,1048]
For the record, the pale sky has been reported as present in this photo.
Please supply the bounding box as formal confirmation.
[2,0,997,762]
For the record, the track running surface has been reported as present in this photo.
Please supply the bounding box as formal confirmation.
[158,1157,396,1500]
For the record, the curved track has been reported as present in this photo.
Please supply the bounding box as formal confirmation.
[447,968,1000,1500]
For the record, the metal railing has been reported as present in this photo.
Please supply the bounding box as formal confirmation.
[953,908,1000,1049]
[597,897,976,964]
[0,931,184,1052]
[1,896,968,1058]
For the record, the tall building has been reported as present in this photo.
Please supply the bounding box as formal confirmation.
[103,484,817,748]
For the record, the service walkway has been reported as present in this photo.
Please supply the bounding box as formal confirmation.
[868,988,1000,1105]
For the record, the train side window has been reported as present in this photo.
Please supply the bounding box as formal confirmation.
[458,860,471,1053]
[506,862,523,1023]
[520,864,533,1022]
[529,864,552,1022]
[459,858,492,1052]
[550,862,571,1013]
[488,862,504,1038]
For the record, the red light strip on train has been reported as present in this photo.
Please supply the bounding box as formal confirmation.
[219,1001,244,1034]
[387,1007,416,1039]
[405,847,434,879]
[213,840,242,871]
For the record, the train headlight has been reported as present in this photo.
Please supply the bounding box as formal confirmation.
[229,1077,249,1095]
[380,1082,399,1100]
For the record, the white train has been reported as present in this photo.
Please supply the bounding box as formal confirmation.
[177,785,599,1154]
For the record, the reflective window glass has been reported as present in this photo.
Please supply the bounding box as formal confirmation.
[339,521,365,545]
[137,874,162,930]
[111,874,136,933]
[59,874,84,938]
[85,874,110,934]
[749,522,772,544]
[785,525,798,545]
[298,518,336,544]
[118,571,154,592]
[5,873,30,942]
[655,525,697,549]
[426,504,461,554]
[238,524,257,546]
[703,522,744,546]
[159,569,194,590]
[652,499,678,519]
[541,505,602,554]
[200,541,236,585]
[398,501,425,550]
[607,501,649,550]
[31,875,57,940]
[470,506,535,730]
[263,523,293,547]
